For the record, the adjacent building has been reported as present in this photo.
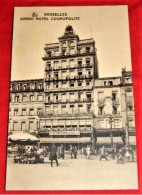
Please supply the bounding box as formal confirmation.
[8,26,136,149]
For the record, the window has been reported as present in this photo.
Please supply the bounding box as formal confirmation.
[48,96,50,101]
[70,41,74,47]
[86,58,90,65]
[78,71,82,76]
[98,107,103,115]
[29,108,34,115]
[87,104,91,112]
[62,42,66,47]
[87,93,91,100]
[86,80,90,86]
[37,108,42,115]
[78,60,82,66]
[23,85,27,90]
[13,122,18,131]
[62,49,66,56]
[78,104,83,107]
[22,95,27,102]
[70,105,74,108]
[62,105,66,108]
[30,84,34,89]
[86,47,90,53]
[88,71,91,75]
[15,85,19,91]
[114,120,120,128]
[108,81,113,86]
[78,81,82,87]
[55,95,58,100]
[104,81,107,86]
[21,122,26,131]
[37,95,43,101]
[78,93,81,100]
[38,84,42,89]
[30,95,35,102]
[15,96,19,102]
[128,120,134,127]
[127,105,133,111]
[14,109,18,116]
[22,109,26,115]
[9,109,11,115]
[54,72,58,78]
[48,51,51,57]
[29,121,34,132]
[112,92,117,101]
[112,106,117,114]
[70,82,74,87]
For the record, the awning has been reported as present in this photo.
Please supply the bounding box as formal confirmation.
[40,137,91,144]
[129,136,136,145]
[96,137,123,144]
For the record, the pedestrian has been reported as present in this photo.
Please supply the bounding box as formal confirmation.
[50,144,59,167]
[70,144,73,159]
[74,146,77,159]
[60,144,65,159]
[100,145,108,161]
[86,145,91,159]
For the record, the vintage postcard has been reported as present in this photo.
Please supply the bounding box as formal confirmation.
[6,6,138,190]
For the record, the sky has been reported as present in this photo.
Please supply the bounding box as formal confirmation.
[11,6,132,81]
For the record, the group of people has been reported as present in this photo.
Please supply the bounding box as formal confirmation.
[15,144,136,166]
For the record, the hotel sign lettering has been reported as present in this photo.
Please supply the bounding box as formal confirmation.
[49,131,80,135]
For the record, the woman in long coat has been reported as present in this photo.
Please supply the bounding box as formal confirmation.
[50,144,59,167]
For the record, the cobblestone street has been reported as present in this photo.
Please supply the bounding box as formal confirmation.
[6,155,138,190]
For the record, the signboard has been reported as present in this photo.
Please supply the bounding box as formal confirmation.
[49,131,80,135]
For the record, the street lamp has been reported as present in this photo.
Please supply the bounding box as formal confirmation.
[109,115,113,148]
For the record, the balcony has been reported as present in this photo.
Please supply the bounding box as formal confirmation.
[38,110,94,118]
[45,64,93,72]
[44,98,94,104]
[45,75,93,82]
[45,86,93,93]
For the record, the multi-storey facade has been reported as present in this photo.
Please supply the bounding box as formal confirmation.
[8,26,136,149]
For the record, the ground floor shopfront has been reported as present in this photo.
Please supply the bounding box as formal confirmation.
[37,127,136,151]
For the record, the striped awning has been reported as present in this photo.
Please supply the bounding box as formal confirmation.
[96,137,123,144]
[40,137,91,144]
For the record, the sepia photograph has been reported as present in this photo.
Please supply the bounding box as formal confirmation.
[6,6,138,190]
